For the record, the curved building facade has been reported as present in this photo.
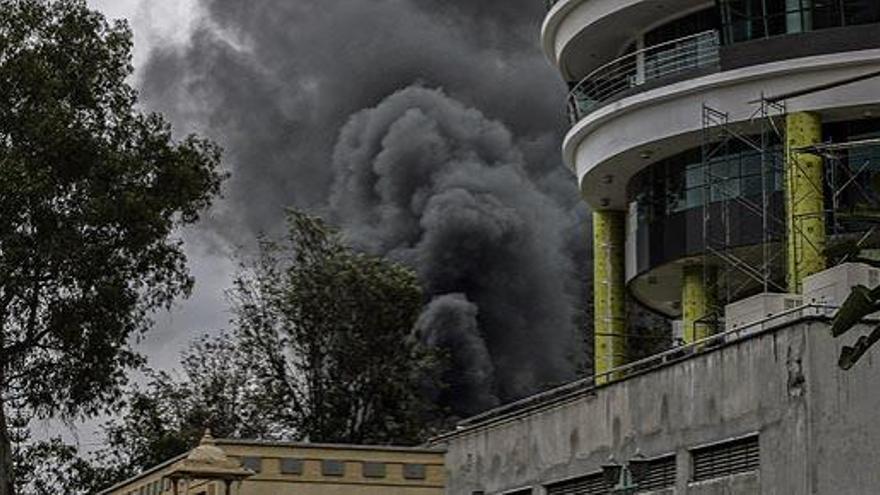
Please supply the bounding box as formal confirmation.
[542,0,880,375]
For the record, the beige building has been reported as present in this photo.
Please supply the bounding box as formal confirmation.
[98,431,445,495]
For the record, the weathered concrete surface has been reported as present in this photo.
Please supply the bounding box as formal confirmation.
[434,318,880,494]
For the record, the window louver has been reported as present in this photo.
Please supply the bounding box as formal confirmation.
[692,435,760,482]
[637,455,676,492]
[546,473,607,495]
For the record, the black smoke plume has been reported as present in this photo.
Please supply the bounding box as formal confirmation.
[138,0,591,416]
[331,87,580,412]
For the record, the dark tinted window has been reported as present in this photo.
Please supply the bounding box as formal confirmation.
[322,459,345,477]
[719,0,880,43]
[645,8,719,46]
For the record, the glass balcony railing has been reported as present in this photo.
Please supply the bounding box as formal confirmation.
[567,30,721,123]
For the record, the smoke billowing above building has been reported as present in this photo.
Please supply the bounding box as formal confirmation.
[331,87,580,413]
[138,0,591,415]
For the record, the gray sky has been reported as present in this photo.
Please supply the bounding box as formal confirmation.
[88,0,197,69]
[85,0,236,374]
[37,1,234,449]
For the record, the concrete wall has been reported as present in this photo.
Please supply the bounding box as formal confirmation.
[804,321,880,494]
[435,317,880,494]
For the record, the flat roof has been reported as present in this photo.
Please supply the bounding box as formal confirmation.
[98,439,445,494]
[215,438,445,454]
[429,306,836,444]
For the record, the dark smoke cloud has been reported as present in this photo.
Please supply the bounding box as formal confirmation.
[415,294,498,416]
[331,87,577,405]
[140,0,570,236]
[138,0,590,414]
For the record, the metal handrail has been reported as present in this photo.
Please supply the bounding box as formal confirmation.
[567,30,721,123]
[434,303,838,439]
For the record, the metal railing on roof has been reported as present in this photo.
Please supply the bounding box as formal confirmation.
[567,30,721,123]
[431,303,837,441]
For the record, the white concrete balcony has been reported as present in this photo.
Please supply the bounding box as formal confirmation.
[563,48,880,211]
[541,0,710,80]
[567,30,720,123]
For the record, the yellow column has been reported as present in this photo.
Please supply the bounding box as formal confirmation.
[593,210,626,384]
[785,112,826,293]
[682,265,717,343]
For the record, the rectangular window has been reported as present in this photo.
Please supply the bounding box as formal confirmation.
[545,472,607,495]
[362,461,387,478]
[240,456,262,473]
[322,459,346,477]
[720,0,880,44]
[402,463,427,480]
[280,458,304,475]
[691,435,760,482]
[636,455,676,492]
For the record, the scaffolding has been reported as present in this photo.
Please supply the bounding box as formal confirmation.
[698,97,788,331]
[808,137,880,237]
[698,97,880,332]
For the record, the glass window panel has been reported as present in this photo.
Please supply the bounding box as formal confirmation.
[280,458,304,475]
[322,460,345,477]
[241,457,263,473]
[718,0,879,42]
[743,176,764,196]
[686,167,705,187]
[711,179,741,201]
[403,464,427,480]
[741,152,762,176]
[686,188,705,208]
[844,0,880,25]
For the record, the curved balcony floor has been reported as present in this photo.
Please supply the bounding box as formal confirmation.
[564,48,880,210]
[541,0,709,79]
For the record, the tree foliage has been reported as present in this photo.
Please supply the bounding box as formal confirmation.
[14,438,109,495]
[79,211,437,492]
[230,210,434,444]
[826,239,880,369]
[91,333,281,488]
[0,1,224,493]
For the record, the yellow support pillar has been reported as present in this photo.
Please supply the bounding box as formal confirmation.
[785,112,826,293]
[593,210,626,384]
[682,265,717,344]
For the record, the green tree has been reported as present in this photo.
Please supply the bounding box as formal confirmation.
[0,1,224,493]
[826,239,880,369]
[230,211,435,445]
[84,212,437,492]
[93,333,282,489]
[14,438,109,495]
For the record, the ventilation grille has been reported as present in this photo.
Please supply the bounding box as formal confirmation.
[692,435,760,482]
[546,473,606,495]
[638,455,676,492]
